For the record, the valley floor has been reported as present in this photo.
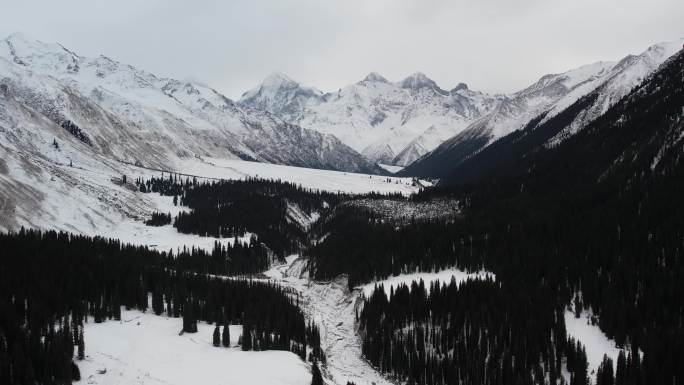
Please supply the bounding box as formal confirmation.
[78,310,310,385]
[75,253,624,385]
[3,152,625,385]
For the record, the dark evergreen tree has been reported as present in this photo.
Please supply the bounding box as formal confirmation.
[78,329,85,361]
[222,325,230,347]
[71,361,81,381]
[213,325,220,347]
[596,355,615,385]
[311,360,323,385]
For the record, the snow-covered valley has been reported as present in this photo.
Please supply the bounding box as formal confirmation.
[2,24,679,385]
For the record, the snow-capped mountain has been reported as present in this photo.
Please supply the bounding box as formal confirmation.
[0,33,380,174]
[239,71,501,166]
[401,39,684,178]
[239,72,325,122]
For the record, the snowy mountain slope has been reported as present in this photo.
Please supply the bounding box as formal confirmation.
[0,32,380,174]
[240,72,324,122]
[0,78,416,242]
[401,39,684,178]
[239,71,501,165]
[545,39,684,145]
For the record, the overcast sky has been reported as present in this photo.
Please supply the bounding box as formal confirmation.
[2,0,683,99]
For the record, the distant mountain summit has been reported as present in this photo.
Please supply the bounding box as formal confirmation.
[0,33,380,174]
[239,72,324,121]
[400,39,684,178]
[240,71,498,166]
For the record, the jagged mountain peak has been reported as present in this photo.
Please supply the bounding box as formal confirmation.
[451,82,469,93]
[3,31,40,47]
[399,71,439,89]
[239,72,324,119]
[260,71,299,88]
[1,32,82,72]
[239,68,497,166]
[360,72,389,84]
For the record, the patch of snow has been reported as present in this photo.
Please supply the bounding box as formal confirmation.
[178,157,420,195]
[377,163,404,173]
[77,309,311,385]
[286,202,320,231]
[564,310,623,375]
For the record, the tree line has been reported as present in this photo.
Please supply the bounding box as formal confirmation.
[360,278,645,385]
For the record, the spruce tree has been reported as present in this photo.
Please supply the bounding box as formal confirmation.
[222,325,230,347]
[71,361,81,381]
[596,355,614,385]
[213,325,220,347]
[242,324,252,351]
[311,360,323,385]
[77,329,85,360]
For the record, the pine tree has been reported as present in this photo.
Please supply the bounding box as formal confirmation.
[242,324,252,351]
[71,361,81,381]
[152,289,164,315]
[222,325,230,347]
[615,351,627,385]
[77,329,85,360]
[213,325,220,347]
[311,360,324,385]
[596,355,614,385]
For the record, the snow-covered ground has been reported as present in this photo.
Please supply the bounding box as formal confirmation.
[377,163,404,174]
[0,124,418,252]
[178,157,419,195]
[78,309,310,385]
[564,310,623,375]
[358,268,495,298]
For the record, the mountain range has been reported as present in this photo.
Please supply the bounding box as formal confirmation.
[0,32,380,175]
[400,39,684,179]
[1,32,682,180]
[240,40,683,171]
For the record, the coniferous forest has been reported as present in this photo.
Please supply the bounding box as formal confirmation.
[360,278,596,385]
[136,176,346,258]
[0,229,322,385]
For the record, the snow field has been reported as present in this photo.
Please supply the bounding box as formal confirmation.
[564,310,624,376]
[77,309,311,385]
[178,157,420,195]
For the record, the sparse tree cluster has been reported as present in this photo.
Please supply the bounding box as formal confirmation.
[144,211,172,226]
